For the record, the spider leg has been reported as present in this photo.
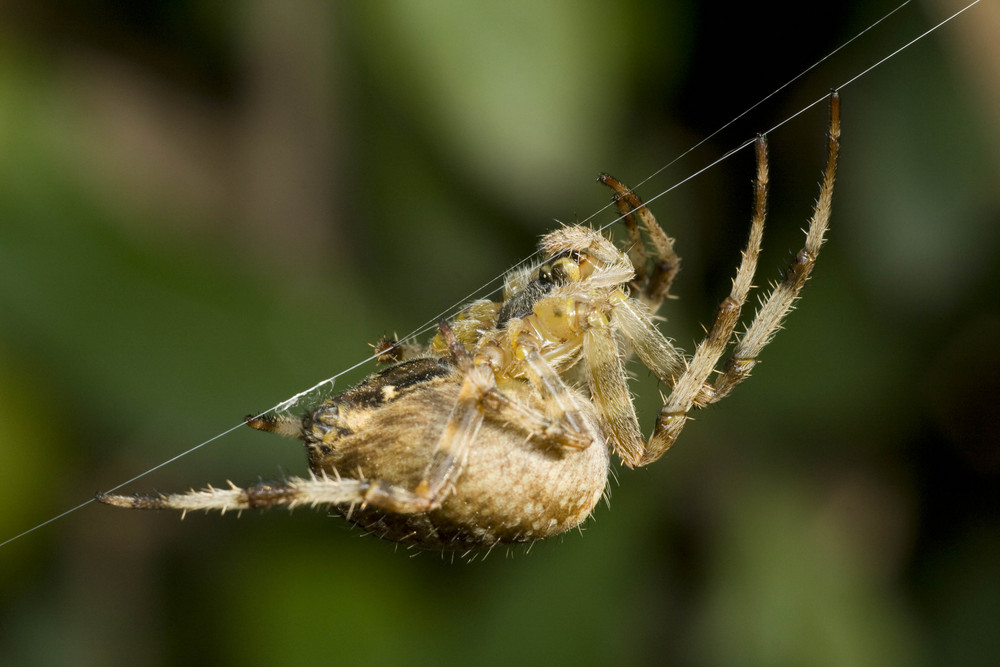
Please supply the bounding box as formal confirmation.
[95,470,476,516]
[398,362,490,511]
[638,135,769,465]
[96,364,494,516]
[96,475,369,514]
[363,319,490,513]
[583,323,644,466]
[633,92,839,465]
[705,91,840,405]
[520,349,602,446]
[599,173,681,313]
[244,412,304,438]
[612,295,687,387]
[480,387,594,451]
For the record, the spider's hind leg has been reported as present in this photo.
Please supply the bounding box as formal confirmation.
[245,413,303,438]
[96,475,368,514]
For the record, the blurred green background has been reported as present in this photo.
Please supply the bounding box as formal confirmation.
[1,1,998,665]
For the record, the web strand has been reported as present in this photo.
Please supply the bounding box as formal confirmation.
[0,0,982,551]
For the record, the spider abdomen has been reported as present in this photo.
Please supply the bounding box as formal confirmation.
[308,359,609,549]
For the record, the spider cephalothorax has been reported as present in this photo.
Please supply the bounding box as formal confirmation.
[100,94,840,551]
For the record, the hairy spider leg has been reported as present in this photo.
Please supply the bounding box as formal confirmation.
[599,173,682,311]
[639,134,769,464]
[643,91,840,465]
[705,92,840,404]
[583,322,644,466]
[579,135,766,467]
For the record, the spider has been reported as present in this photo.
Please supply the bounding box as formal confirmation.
[99,93,840,551]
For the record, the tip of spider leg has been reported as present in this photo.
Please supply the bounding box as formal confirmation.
[244,413,303,438]
[244,414,273,431]
[95,492,126,507]
[597,172,630,196]
[95,491,163,510]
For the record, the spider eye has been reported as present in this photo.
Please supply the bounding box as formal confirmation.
[549,257,581,284]
[535,251,583,286]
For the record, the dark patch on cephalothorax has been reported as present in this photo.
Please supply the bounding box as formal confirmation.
[497,280,553,328]
[497,251,579,328]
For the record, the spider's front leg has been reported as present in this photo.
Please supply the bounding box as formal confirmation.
[599,173,681,313]
[583,320,645,467]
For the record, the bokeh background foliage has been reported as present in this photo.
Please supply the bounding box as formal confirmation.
[1,1,998,665]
